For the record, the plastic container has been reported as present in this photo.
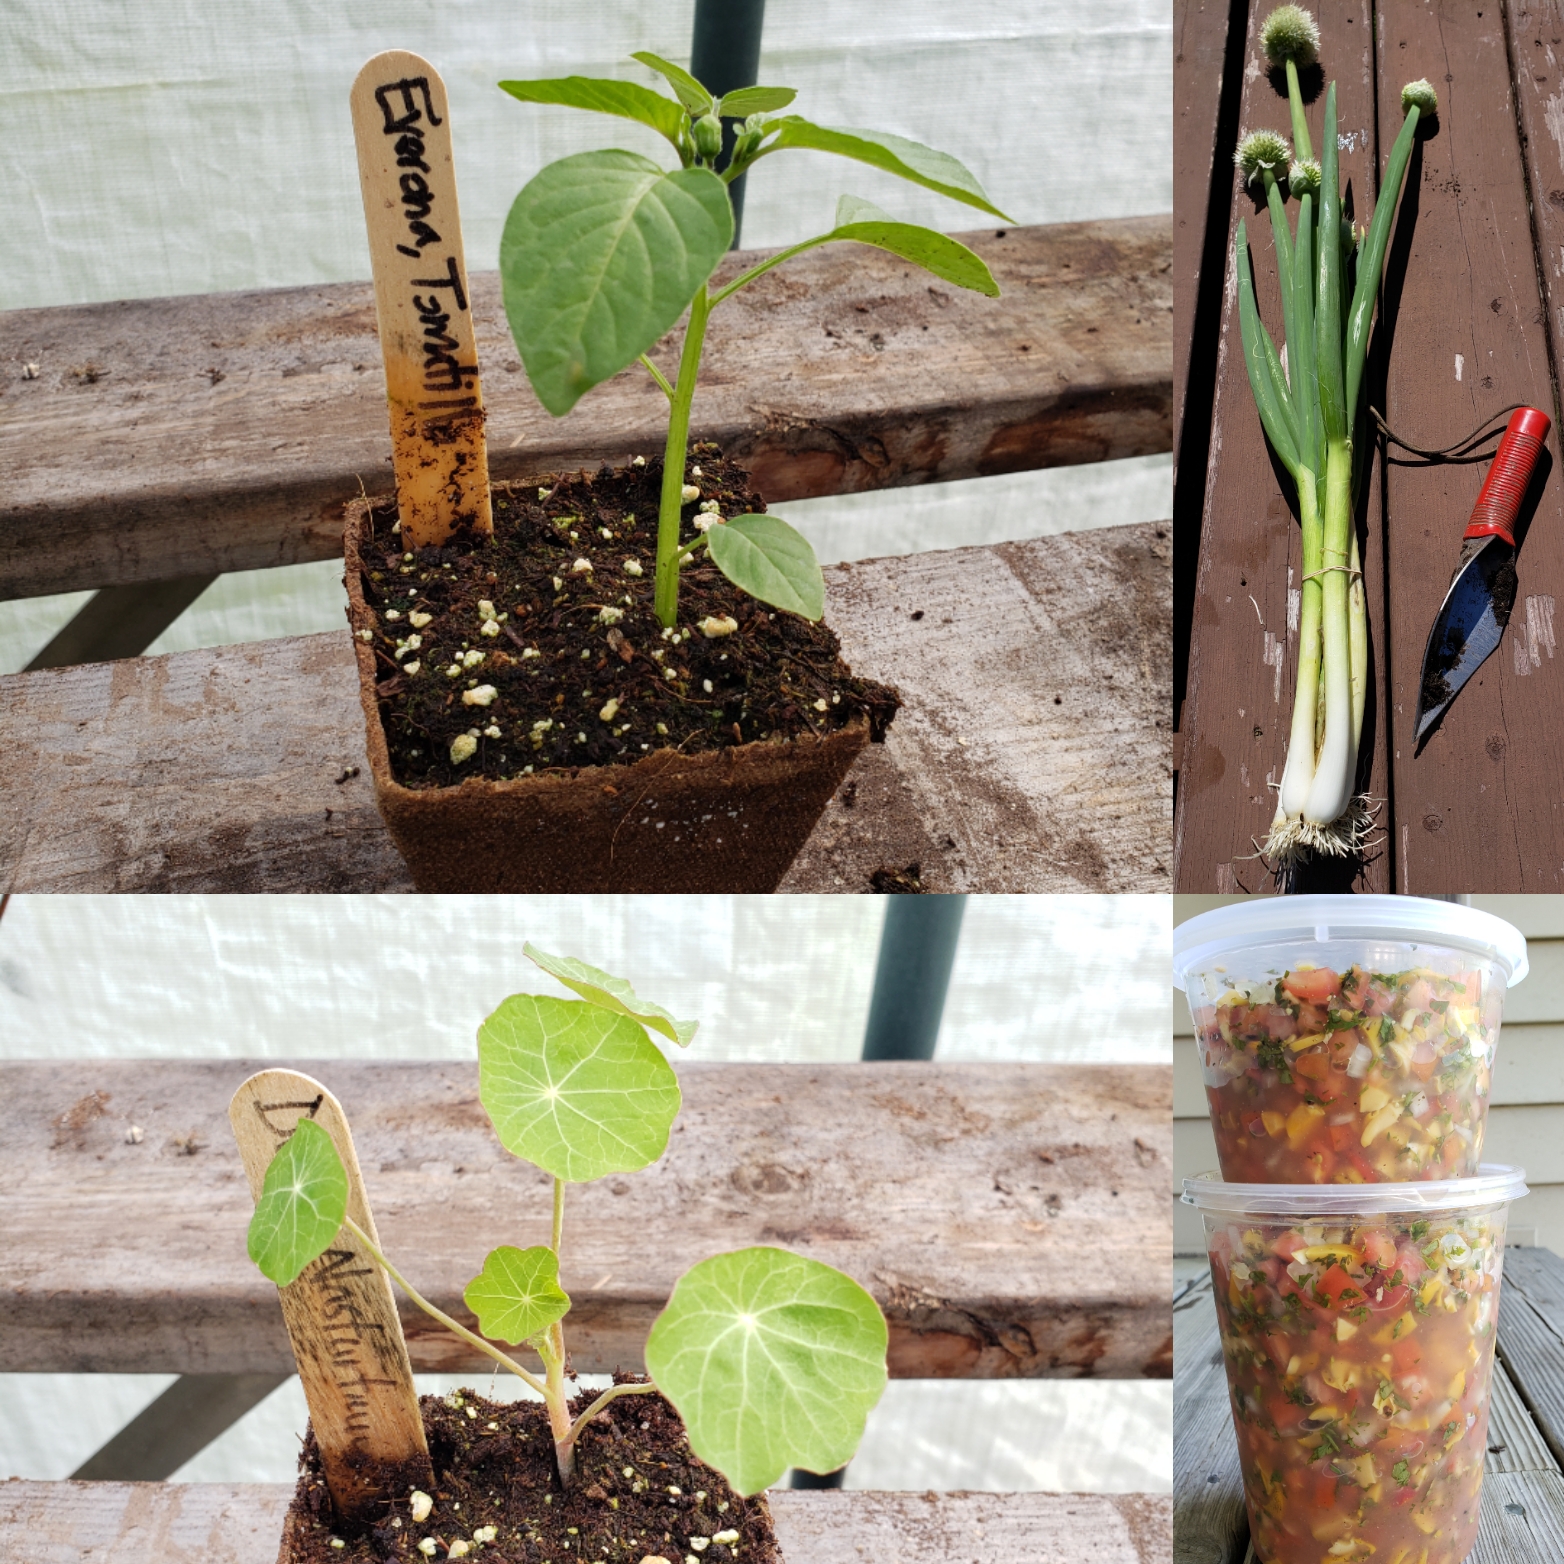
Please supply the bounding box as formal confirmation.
[1184,1166,1527,1564]
[1173,897,1527,1184]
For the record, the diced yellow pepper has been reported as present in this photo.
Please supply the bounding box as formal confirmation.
[1388,1548,1411,1564]
[1333,1165,1366,1184]
[1301,1244,1361,1263]
[1260,1111,1287,1137]
[1410,1508,1438,1535]
[1448,1369,1466,1399]
[1362,1102,1404,1146]
[1372,1311,1418,1344]
[1359,1085,1392,1115]
[1287,1102,1327,1147]
[1419,1277,1443,1307]
[1287,1030,1328,1052]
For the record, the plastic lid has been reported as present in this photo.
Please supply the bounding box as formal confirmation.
[1172,895,1527,991]
[1181,1164,1528,1216]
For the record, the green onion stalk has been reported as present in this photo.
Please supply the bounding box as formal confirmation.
[1234,5,1436,869]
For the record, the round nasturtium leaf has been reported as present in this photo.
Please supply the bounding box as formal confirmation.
[478,994,682,1181]
[523,942,698,1047]
[464,1244,571,1344]
[500,149,733,417]
[644,1247,889,1495]
[246,1117,349,1287]
[705,514,825,621]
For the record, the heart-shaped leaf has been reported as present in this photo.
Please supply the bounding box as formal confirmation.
[718,86,797,117]
[478,994,682,1181]
[705,513,825,621]
[766,118,1012,221]
[246,1118,349,1287]
[524,943,698,1046]
[645,1247,889,1496]
[826,195,999,296]
[501,150,733,417]
[630,51,712,116]
[498,76,685,145]
[464,1244,571,1344]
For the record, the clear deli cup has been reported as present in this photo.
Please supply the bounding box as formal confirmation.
[1173,897,1527,1184]
[1185,1167,1527,1564]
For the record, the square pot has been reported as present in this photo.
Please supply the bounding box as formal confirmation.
[343,489,868,891]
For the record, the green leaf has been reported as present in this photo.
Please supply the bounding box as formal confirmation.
[246,1118,349,1287]
[645,1247,889,1496]
[717,86,797,117]
[705,514,825,621]
[523,942,698,1046]
[498,76,686,145]
[501,150,733,417]
[765,118,1011,221]
[463,1244,571,1344]
[478,994,682,1181]
[824,195,998,295]
[630,51,712,116]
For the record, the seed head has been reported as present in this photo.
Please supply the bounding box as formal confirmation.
[1235,130,1292,184]
[1260,5,1320,67]
[1401,79,1438,117]
[1289,158,1321,199]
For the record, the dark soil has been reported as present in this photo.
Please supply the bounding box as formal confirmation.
[355,445,898,789]
[284,1380,780,1564]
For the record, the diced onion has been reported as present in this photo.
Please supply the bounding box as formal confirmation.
[1346,1042,1373,1078]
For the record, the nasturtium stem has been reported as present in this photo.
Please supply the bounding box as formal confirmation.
[639,354,675,401]
[566,1380,662,1446]
[552,1176,565,1255]
[654,283,714,626]
[340,1215,549,1399]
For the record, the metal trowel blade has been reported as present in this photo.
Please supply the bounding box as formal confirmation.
[1413,534,1516,745]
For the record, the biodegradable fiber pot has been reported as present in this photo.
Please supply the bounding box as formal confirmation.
[343,495,868,892]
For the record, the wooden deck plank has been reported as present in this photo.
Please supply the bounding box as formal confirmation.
[0,525,1172,895]
[0,1484,1172,1564]
[1375,1,1564,891]
[0,219,1172,601]
[1173,0,1391,892]
[1495,1247,1564,1468]
[0,1059,1173,1380]
[1175,1250,1563,1564]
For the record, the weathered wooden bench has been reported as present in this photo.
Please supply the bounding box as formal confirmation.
[0,218,1173,893]
[1174,0,1564,891]
[2,1059,1173,1563]
[1175,1249,1564,1562]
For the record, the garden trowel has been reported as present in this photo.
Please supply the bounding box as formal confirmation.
[1413,406,1551,745]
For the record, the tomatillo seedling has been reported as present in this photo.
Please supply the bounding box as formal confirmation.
[245,943,889,1495]
[495,51,1009,629]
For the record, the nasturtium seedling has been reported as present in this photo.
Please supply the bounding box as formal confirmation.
[497,53,1008,630]
[245,944,888,1495]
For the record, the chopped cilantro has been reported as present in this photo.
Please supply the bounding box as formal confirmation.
[1317,1425,1341,1457]
[1429,998,1449,1014]
[1392,1459,1411,1486]
[1341,968,1360,997]
[1410,1221,1429,1241]
[1255,1036,1293,1082]
[1379,1018,1396,1045]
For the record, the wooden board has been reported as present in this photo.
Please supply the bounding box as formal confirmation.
[1171,1272,1247,1564]
[0,218,1172,601]
[0,525,1172,895]
[0,1059,1173,1381]
[1374,1,1564,890]
[1174,0,1390,892]
[0,1484,1172,1564]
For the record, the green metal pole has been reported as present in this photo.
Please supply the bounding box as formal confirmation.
[689,0,766,245]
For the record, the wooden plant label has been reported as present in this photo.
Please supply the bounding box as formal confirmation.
[229,1069,431,1521]
[350,51,492,547]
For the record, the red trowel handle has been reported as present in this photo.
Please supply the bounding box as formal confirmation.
[1464,406,1552,546]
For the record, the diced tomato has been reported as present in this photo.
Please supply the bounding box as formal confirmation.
[1329,1121,1357,1152]
[1461,972,1482,1006]
[1365,1277,1409,1313]
[1390,1336,1424,1374]
[1260,1331,1293,1371]
[1410,1041,1438,1081]
[1360,1230,1398,1269]
[1283,1466,1337,1508]
[1316,1264,1360,1308]
[1294,1050,1333,1082]
[1273,1232,1309,1263]
[1296,1001,1330,1033]
[1284,967,1342,1006]
[1441,1135,1464,1169]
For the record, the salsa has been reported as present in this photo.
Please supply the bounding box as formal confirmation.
[1194,964,1498,1183]
[1207,1208,1504,1564]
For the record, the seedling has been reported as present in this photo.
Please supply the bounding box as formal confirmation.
[243,944,889,1498]
[497,52,1010,629]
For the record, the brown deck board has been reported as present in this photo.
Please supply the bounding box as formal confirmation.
[0,1059,1173,1380]
[0,526,1172,895]
[0,1484,1172,1564]
[0,219,1172,601]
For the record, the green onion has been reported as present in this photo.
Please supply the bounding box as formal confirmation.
[1233,7,1434,870]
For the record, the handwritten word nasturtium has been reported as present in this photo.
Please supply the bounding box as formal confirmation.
[246,943,888,1495]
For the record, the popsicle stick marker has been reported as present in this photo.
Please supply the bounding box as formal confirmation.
[229,1069,432,1523]
[351,51,492,546]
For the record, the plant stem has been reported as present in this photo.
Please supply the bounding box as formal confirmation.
[1302,436,1357,824]
[1276,466,1323,821]
[1286,59,1312,162]
[565,1381,662,1446]
[653,284,714,627]
[340,1216,548,1399]
[639,354,675,401]
[552,1176,565,1255]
